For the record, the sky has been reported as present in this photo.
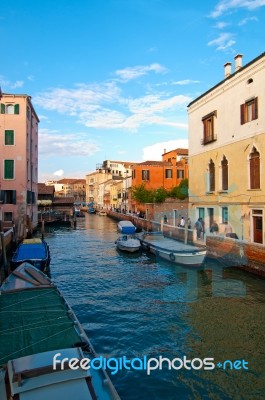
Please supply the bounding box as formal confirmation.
[1,0,265,182]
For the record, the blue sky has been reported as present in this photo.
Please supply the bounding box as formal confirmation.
[1,0,265,182]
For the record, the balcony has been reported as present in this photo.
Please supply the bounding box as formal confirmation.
[201,134,217,145]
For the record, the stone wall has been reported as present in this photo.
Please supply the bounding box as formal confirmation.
[206,236,265,278]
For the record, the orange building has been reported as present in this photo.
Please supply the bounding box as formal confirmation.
[132,148,188,191]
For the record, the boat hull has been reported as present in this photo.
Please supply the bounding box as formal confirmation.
[0,264,120,400]
[140,235,206,266]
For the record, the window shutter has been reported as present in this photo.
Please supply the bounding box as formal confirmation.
[5,130,14,145]
[12,190,16,204]
[14,104,20,114]
[222,161,228,191]
[254,97,258,120]
[0,103,5,114]
[240,104,245,125]
[0,191,5,204]
[4,160,14,179]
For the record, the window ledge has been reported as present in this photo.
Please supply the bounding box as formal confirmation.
[206,191,215,195]
[247,189,261,191]
[218,190,228,193]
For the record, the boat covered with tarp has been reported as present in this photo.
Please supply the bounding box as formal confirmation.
[0,263,120,400]
[10,238,50,272]
[117,220,136,234]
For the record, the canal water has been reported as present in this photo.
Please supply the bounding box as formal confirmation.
[43,215,265,400]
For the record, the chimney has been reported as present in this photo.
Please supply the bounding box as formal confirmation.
[224,62,232,78]
[164,148,166,154]
[234,54,243,71]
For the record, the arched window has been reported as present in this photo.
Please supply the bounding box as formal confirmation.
[209,159,215,192]
[249,147,260,189]
[221,156,228,191]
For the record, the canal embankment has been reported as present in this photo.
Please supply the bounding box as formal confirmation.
[107,210,265,278]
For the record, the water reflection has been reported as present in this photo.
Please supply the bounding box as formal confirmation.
[44,215,265,400]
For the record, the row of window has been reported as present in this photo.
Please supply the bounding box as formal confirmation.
[0,103,20,115]
[132,169,185,181]
[0,190,36,204]
[202,97,258,145]
[2,159,37,181]
[208,147,260,192]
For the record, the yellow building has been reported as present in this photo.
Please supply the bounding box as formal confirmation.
[188,52,265,243]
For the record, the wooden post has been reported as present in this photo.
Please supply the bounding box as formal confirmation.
[12,223,17,244]
[0,232,8,277]
[184,222,188,244]
[41,220,45,240]
[160,217,164,234]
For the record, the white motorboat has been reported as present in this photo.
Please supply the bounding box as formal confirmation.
[115,235,141,253]
[140,232,207,266]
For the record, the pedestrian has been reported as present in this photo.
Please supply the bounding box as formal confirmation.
[164,215,168,224]
[195,218,203,239]
[210,220,219,235]
[224,221,233,236]
[187,218,191,229]
[200,218,205,239]
[179,216,185,228]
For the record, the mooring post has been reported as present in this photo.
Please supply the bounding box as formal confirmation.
[0,231,8,277]
[41,220,45,240]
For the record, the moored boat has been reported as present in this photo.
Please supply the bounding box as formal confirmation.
[140,232,207,266]
[0,263,120,400]
[117,220,136,234]
[98,210,107,216]
[10,238,50,272]
[115,235,141,253]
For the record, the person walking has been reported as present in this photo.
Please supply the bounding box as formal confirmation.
[210,220,219,235]
[180,216,185,228]
[195,218,203,239]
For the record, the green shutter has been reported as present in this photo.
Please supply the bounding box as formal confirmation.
[14,104,20,114]
[12,190,16,204]
[0,103,5,114]
[0,191,5,204]
[5,130,14,145]
[4,160,14,179]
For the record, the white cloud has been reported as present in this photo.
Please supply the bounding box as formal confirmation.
[39,129,101,157]
[115,63,167,81]
[142,139,189,161]
[172,80,200,85]
[210,0,265,18]
[214,21,229,28]
[0,77,24,90]
[54,169,64,177]
[208,33,236,50]
[238,16,258,25]
[35,80,191,132]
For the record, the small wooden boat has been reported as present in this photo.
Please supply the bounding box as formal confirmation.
[140,232,207,266]
[98,210,107,216]
[11,238,50,272]
[0,263,120,400]
[117,221,136,234]
[115,235,141,253]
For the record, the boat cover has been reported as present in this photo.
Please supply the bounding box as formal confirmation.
[12,242,48,262]
[0,287,81,366]
[117,221,136,234]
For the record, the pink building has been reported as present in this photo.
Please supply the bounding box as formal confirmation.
[0,93,39,237]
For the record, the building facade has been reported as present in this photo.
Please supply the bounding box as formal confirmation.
[132,149,188,191]
[188,53,265,243]
[0,93,39,235]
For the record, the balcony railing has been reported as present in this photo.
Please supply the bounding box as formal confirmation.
[201,134,217,145]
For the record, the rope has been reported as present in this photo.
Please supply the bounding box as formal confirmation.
[0,289,59,310]
[0,316,69,335]
[0,325,75,363]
